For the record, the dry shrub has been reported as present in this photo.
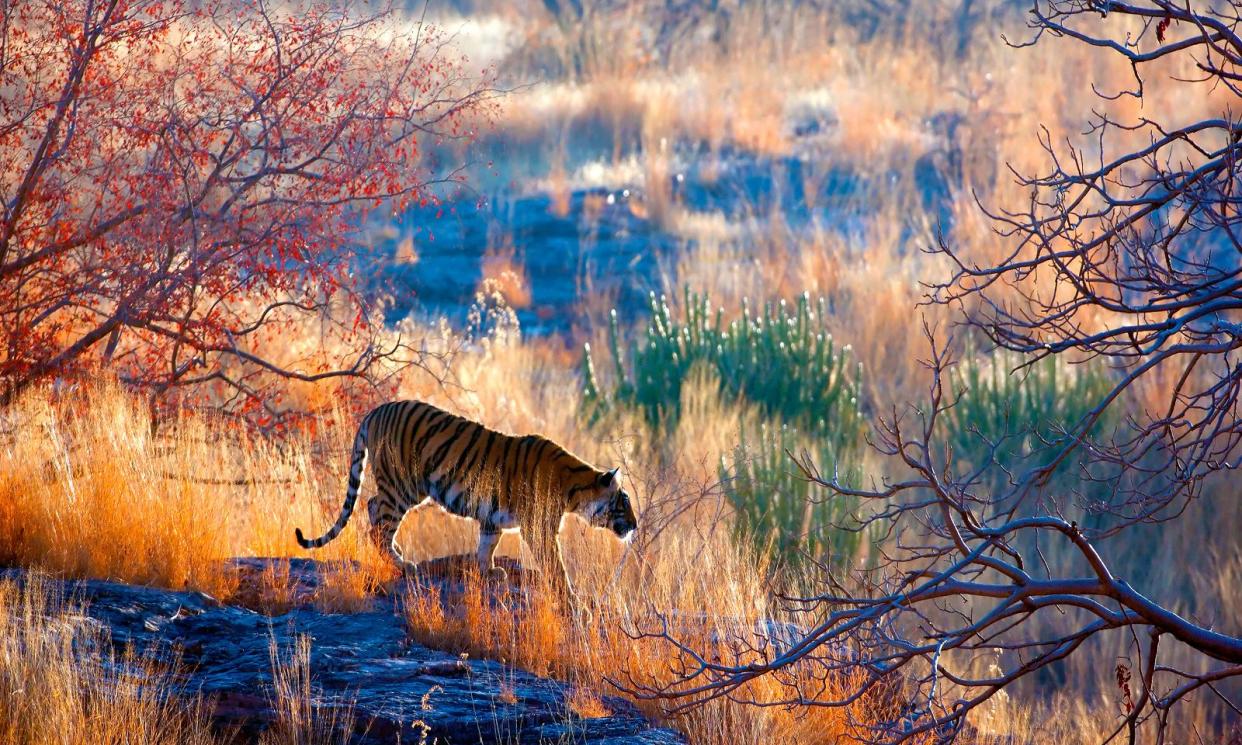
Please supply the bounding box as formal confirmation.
[0,383,241,595]
[312,558,398,615]
[479,241,533,310]
[566,687,611,719]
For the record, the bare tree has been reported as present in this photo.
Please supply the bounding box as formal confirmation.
[620,2,1242,741]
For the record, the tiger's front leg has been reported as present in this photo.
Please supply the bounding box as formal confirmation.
[523,515,575,608]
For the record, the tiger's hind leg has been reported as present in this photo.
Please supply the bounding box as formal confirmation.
[367,488,417,573]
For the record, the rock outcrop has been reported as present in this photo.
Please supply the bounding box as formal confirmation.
[1,560,684,745]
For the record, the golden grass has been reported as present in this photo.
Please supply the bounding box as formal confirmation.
[2,350,1237,743]
[2,6,1239,742]
[0,379,881,743]
[402,550,882,745]
[566,687,611,719]
[0,573,220,745]
[0,381,394,605]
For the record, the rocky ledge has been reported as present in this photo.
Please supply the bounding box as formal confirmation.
[1,559,684,745]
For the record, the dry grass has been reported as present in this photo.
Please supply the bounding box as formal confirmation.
[3,344,1236,743]
[402,542,884,745]
[0,377,882,744]
[2,4,1239,743]
[0,381,394,606]
[566,687,611,719]
[0,573,220,745]
[0,572,371,745]
[479,240,533,310]
[261,634,356,745]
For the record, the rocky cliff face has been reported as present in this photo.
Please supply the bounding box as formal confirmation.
[1,560,684,745]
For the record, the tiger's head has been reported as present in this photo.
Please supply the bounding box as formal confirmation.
[576,467,637,540]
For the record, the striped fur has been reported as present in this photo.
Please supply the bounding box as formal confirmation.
[295,401,637,596]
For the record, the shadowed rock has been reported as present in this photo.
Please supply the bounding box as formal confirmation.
[0,561,684,745]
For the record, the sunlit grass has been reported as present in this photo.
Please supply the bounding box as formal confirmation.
[401,535,885,744]
[0,574,219,745]
[0,382,393,604]
[1,2,1238,742]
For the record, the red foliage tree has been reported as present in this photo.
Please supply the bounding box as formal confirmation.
[0,0,492,425]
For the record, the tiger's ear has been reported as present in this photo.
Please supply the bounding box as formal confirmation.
[598,467,619,487]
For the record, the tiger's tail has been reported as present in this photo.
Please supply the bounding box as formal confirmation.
[295,413,371,549]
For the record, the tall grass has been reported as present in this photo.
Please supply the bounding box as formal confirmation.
[403,533,888,745]
[0,382,393,602]
[0,382,886,744]
[0,574,219,745]
[1,356,1234,743]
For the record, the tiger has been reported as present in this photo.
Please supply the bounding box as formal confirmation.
[294,400,638,601]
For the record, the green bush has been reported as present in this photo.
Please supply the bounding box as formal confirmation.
[721,424,864,565]
[945,351,1117,490]
[582,287,865,452]
[582,287,870,567]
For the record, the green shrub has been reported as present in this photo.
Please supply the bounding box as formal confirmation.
[582,287,865,453]
[945,351,1117,490]
[721,424,864,565]
[581,287,870,567]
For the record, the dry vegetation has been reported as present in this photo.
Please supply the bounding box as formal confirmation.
[2,0,1240,743]
[4,342,1236,742]
[0,349,890,743]
[0,572,357,745]
[0,574,219,745]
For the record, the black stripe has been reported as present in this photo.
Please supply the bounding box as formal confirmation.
[376,402,399,436]
[426,421,469,474]
[409,402,438,434]
[409,405,437,482]
[448,422,487,480]
[394,404,417,468]
[422,411,457,442]
[496,437,516,494]
[531,439,549,470]
[371,404,398,467]
[371,406,397,483]
[414,413,455,473]
[457,430,498,512]
[497,435,515,494]
[518,436,535,476]
[508,437,530,498]
[471,430,498,481]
